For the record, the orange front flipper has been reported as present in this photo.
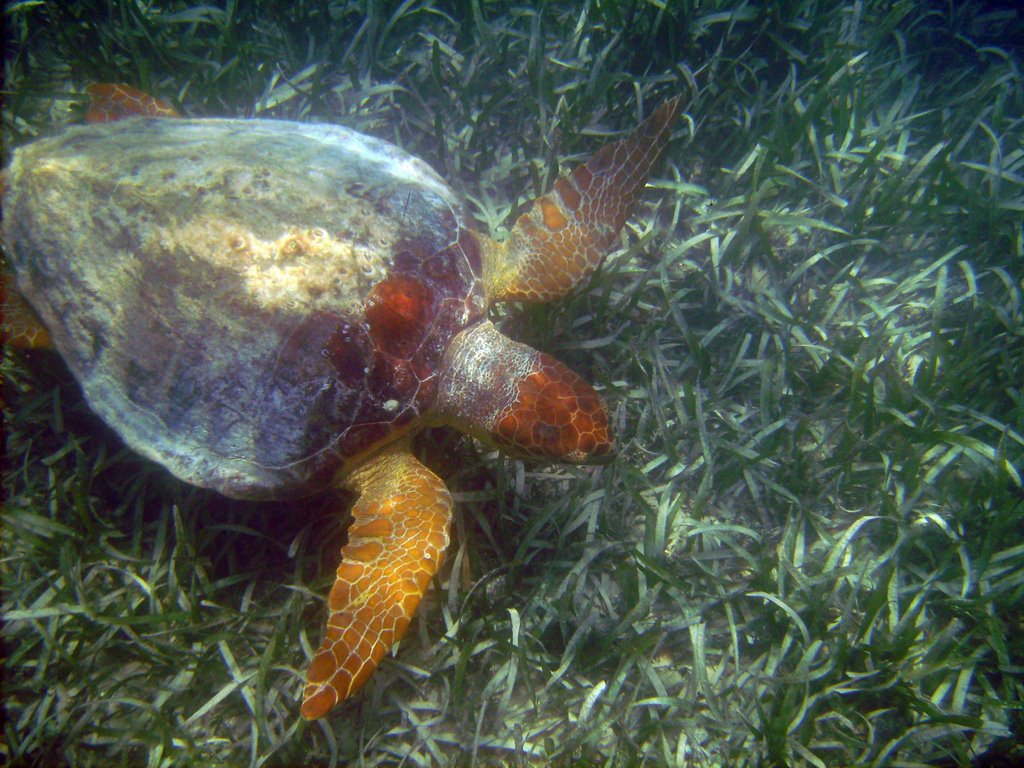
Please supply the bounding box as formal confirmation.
[86,83,180,123]
[301,442,452,719]
[485,97,680,303]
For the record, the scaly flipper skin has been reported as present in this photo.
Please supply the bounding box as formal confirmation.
[5,88,676,719]
[1,270,51,349]
[85,83,180,123]
[301,442,452,719]
[484,97,680,302]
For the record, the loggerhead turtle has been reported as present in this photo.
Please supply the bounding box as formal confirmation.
[2,84,678,719]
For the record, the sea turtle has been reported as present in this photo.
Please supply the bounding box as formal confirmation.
[2,84,678,719]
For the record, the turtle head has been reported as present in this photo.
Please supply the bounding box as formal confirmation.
[436,321,613,462]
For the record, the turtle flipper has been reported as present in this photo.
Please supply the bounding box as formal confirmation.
[2,269,51,349]
[484,97,680,303]
[301,442,452,719]
[85,83,179,123]
[2,83,177,347]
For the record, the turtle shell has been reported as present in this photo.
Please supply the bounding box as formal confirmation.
[4,118,487,498]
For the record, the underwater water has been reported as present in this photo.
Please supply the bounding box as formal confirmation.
[2,1,1022,766]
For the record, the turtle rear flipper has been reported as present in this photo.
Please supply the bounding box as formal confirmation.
[85,83,180,123]
[301,442,452,719]
[2,269,51,349]
[484,96,680,303]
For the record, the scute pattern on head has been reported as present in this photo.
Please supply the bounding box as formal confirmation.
[492,352,611,461]
[436,321,613,462]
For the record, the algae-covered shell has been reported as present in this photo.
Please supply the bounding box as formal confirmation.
[4,117,486,498]
[4,93,678,719]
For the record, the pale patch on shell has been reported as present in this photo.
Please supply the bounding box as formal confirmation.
[150,218,390,316]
